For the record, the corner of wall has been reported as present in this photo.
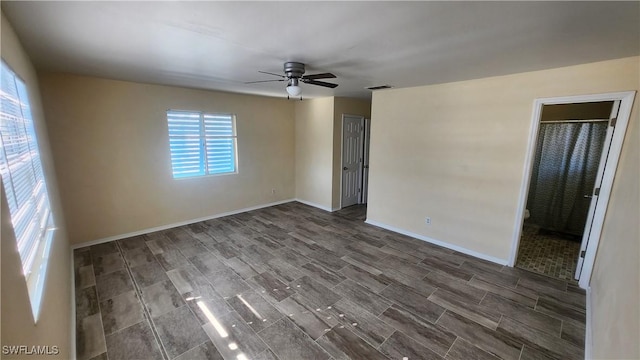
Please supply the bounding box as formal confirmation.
[294,97,335,209]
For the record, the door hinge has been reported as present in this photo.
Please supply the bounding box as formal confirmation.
[610,117,617,127]
[580,250,586,258]
[594,188,600,196]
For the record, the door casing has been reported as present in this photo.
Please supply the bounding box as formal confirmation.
[573,101,619,280]
[361,118,372,204]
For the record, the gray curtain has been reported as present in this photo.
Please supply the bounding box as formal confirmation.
[527,122,608,235]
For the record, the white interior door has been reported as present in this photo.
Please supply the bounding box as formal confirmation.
[361,118,371,204]
[341,115,364,208]
[574,100,620,279]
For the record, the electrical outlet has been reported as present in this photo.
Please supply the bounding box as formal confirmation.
[425,217,431,225]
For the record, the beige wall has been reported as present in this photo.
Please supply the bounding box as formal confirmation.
[294,97,335,210]
[38,74,296,244]
[331,97,371,209]
[1,12,72,359]
[368,56,639,358]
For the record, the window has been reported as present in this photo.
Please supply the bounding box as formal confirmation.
[0,61,54,320]
[167,110,238,179]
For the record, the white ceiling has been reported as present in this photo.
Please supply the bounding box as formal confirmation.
[2,1,639,99]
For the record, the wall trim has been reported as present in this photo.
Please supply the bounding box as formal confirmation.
[70,248,76,360]
[71,199,295,249]
[365,218,509,265]
[585,286,593,359]
[293,198,335,213]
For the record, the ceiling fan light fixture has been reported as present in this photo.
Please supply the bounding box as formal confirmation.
[286,85,302,96]
[286,78,301,96]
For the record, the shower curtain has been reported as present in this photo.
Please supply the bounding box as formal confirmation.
[527,122,608,236]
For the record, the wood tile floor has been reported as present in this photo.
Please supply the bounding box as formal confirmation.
[73,202,586,360]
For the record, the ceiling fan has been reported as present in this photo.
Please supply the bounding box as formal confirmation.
[246,62,338,99]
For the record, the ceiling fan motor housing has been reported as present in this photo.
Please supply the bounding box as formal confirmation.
[284,62,305,78]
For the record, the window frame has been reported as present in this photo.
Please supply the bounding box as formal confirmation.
[166,109,238,179]
[0,60,55,322]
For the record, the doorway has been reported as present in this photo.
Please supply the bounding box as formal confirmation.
[509,91,635,288]
[517,101,614,281]
[340,115,371,208]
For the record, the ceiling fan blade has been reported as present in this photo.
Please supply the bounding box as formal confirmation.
[302,72,336,80]
[245,79,286,84]
[302,79,338,88]
[258,70,286,78]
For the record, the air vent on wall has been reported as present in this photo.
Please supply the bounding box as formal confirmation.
[366,85,394,90]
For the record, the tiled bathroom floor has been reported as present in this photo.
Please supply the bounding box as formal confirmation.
[74,202,586,360]
[516,224,581,281]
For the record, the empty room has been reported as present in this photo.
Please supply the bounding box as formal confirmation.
[1,2,638,360]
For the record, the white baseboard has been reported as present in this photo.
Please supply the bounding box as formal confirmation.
[294,198,335,213]
[585,286,592,359]
[364,218,509,266]
[71,199,295,249]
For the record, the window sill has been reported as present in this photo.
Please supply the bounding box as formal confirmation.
[172,171,239,181]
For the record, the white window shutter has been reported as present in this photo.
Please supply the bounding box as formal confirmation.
[167,110,205,178]
[204,114,236,175]
[167,110,237,178]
